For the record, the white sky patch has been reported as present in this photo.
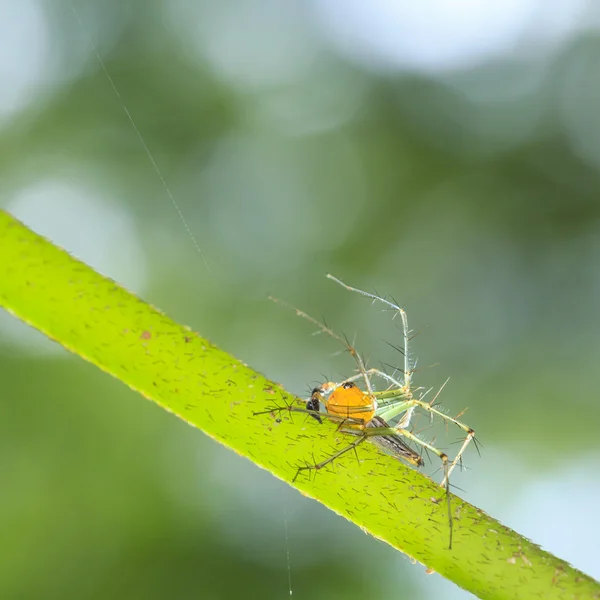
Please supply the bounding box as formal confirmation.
[505,458,600,581]
[312,0,588,74]
[0,179,147,355]
[0,0,49,122]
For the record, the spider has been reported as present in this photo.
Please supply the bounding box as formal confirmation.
[258,274,478,549]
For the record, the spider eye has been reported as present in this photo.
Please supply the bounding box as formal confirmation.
[342,381,356,389]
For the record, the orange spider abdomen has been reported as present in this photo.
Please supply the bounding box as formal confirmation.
[325,381,375,425]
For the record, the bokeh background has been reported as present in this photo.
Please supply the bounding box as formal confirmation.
[2,0,600,598]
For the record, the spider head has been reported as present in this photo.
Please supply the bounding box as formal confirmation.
[306,387,323,423]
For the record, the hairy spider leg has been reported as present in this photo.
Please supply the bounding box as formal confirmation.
[268,296,375,396]
[325,274,476,488]
[269,289,464,481]
[297,383,423,471]
[302,382,453,548]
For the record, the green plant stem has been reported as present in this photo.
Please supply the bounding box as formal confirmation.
[0,209,598,600]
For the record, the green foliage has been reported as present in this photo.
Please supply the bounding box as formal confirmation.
[1,209,599,599]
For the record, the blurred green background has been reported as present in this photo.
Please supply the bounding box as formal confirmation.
[2,0,600,598]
